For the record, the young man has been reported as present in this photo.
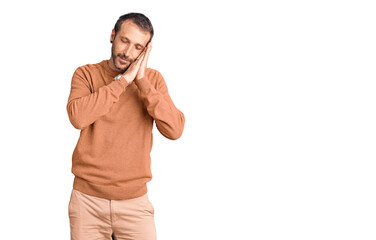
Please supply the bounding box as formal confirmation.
[66,13,185,240]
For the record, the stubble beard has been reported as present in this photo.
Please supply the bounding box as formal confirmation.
[111,44,132,72]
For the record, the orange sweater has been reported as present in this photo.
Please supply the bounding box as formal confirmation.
[67,60,185,200]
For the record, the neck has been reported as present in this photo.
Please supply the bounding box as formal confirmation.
[107,58,122,73]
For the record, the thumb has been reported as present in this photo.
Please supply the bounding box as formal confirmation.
[135,53,145,68]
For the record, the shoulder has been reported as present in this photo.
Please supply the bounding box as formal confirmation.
[146,67,163,79]
[145,68,168,89]
[74,61,104,76]
[145,68,166,87]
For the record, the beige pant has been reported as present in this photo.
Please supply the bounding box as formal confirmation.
[68,189,156,240]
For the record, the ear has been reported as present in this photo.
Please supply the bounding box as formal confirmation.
[110,29,115,43]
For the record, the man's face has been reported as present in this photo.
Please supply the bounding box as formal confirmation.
[109,19,151,72]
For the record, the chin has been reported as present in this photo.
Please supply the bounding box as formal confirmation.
[114,60,130,72]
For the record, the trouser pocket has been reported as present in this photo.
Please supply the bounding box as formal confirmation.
[68,189,80,218]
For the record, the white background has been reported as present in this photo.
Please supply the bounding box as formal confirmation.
[0,0,375,239]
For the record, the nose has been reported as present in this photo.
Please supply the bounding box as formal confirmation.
[123,46,132,58]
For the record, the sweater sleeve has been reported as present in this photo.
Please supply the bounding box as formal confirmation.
[134,70,185,140]
[66,67,130,130]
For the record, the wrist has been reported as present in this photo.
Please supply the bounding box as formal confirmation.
[135,76,143,82]
[123,74,135,84]
[113,74,130,90]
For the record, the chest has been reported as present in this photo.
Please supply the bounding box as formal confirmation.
[92,76,151,125]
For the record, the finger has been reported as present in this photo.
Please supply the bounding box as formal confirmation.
[135,49,146,62]
[126,52,144,73]
[135,53,145,67]
[140,43,152,69]
[145,42,152,58]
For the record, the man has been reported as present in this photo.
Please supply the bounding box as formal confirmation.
[66,12,185,240]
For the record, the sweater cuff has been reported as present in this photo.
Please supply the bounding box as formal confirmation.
[118,76,130,91]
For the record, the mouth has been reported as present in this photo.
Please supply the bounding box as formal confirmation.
[119,57,129,65]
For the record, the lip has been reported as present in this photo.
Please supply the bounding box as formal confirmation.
[119,57,128,64]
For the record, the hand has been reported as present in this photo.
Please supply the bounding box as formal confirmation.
[122,49,146,84]
[136,42,152,80]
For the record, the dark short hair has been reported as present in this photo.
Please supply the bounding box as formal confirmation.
[114,12,154,42]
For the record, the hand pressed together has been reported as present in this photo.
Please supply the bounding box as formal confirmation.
[122,42,152,84]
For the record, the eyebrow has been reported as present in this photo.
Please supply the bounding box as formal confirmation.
[120,36,145,48]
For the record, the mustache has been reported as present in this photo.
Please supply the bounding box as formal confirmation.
[118,54,133,62]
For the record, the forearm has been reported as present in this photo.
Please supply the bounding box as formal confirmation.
[67,78,129,129]
[134,74,185,140]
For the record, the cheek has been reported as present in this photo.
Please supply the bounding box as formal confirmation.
[113,40,126,53]
[133,50,143,59]
[113,43,122,55]
[126,50,140,61]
